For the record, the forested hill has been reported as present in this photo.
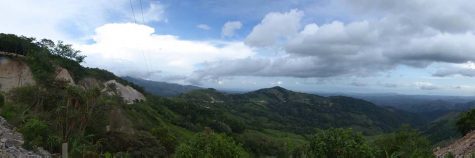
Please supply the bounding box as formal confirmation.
[123,76,202,96]
[177,86,425,135]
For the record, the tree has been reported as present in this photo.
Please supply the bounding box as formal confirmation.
[456,109,475,135]
[20,118,49,149]
[175,129,249,158]
[150,127,177,153]
[373,125,434,158]
[306,128,375,158]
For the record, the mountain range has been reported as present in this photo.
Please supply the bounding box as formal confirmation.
[123,76,202,96]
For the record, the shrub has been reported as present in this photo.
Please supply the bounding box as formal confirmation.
[457,109,475,135]
[306,128,375,158]
[373,125,434,158]
[20,118,49,149]
[150,127,177,153]
[175,129,249,158]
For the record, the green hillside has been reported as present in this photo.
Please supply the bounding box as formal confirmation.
[177,86,425,135]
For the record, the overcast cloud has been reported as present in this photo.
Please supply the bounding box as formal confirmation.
[193,1,475,82]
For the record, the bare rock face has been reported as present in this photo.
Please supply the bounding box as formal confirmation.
[78,77,102,90]
[434,130,475,158]
[0,56,76,92]
[55,67,75,85]
[108,107,135,134]
[0,57,36,92]
[0,116,50,158]
[103,80,145,104]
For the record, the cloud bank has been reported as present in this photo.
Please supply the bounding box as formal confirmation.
[194,1,475,81]
[79,23,254,83]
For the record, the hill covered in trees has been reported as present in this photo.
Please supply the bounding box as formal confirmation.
[176,86,426,135]
[123,76,202,97]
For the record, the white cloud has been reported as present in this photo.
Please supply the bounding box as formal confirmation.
[0,0,118,41]
[0,0,165,42]
[140,1,166,23]
[434,62,475,77]
[221,21,242,37]
[195,3,475,80]
[414,82,439,90]
[270,81,283,85]
[78,23,255,82]
[245,9,304,47]
[197,24,211,30]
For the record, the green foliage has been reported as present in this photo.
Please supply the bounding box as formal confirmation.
[237,130,303,157]
[0,102,23,123]
[20,118,49,149]
[101,131,168,157]
[0,33,40,55]
[422,112,461,144]
[305,128,375,158]
[25,49,56,85]
[8,86,42,106]
[83,68,145,93]
[150,127,177,153]
[224,118,246,133]
[176,87,423,136]
[49,41,85,63]
[208,120,232,134]
[175,130,249,158]
[69,134,101,157]
[444,152,455,158]
[0,34,89,84]
[372,125,434,158]
[456,109,475,135]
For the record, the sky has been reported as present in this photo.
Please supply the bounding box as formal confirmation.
[1,0,475,95]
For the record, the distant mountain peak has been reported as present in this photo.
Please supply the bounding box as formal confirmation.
[270,86,286,90]
[263,86,290,92]
[253,86,293,95]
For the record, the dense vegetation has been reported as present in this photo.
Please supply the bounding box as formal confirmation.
[0,33,460,157]
[175,129,248,158]
[372,126,434,158]
[457,109,475,135]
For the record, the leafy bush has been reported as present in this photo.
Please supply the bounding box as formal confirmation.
[0,33,40,55]
[20,118,49,149]
[305,128,375,158]
[150,127,177,153]
[208,120,232,134]
[238,131,293,157]
[101,131,168,157]
[457,109,475,135]
[372,125,434,158]
[175,129,249,158]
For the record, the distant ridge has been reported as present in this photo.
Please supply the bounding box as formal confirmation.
[122,76,202,96]
[179,86,426,135]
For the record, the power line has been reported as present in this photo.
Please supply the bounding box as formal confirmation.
[129,0,137,23]
[130,0,153,78]
[139,0,153,78]
[139,0,145,24]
